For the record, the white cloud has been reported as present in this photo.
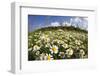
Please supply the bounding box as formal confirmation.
[42,17,88,30]
[69,17,88,30]
[70,18,73,24]
[82,18,88,30]
[62,21,71,26]
[74,17,82,23]
[50,22,60,26]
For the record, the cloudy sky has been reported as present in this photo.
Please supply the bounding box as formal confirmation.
[28,15,88,32]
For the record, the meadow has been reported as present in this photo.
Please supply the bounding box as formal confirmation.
[28,26,88,61]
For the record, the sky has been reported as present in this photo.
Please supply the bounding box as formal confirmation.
[28,15,88,32]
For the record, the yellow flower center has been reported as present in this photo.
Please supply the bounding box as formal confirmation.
[47,56,51,60]
[52,47,57,52]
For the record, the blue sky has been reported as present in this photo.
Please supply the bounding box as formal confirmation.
[28,15,88,32]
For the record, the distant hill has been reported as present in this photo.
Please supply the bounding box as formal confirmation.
[29,26,88,34]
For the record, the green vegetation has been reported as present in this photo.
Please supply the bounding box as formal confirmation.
[28,26,88,61]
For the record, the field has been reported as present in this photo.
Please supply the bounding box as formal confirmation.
[28,26,88,61]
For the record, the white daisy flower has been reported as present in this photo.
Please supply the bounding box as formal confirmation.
[62,43,68,49]
[40,53,45,60]
[45,37,50,42]
[40,34,50,42]
[59,52,65,58]
[33,45,40,51]
[45,54,53,60]
[36,40,41,44]
[59,40,64,44]
[50,45,58,54]
[75,40,81,45]
[52,39,64,45]
[35,51,40,56]
[66,48,73,57]
[40,34,47,40]
[45,43,51,48]
[79,49,85,58]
